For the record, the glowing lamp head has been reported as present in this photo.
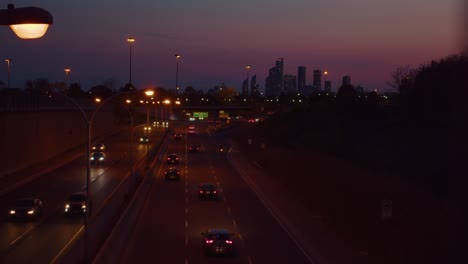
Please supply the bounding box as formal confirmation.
[1,5,53,39]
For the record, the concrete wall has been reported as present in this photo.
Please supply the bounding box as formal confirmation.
[0,110,120,177]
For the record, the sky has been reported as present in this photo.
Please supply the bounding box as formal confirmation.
[1,0,462,93]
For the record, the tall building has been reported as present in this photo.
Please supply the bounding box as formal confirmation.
[324,81,332,93]
[265,58,285,97]
[342,75,352,86]
[250,75,260,97]
[284,74,297,95]
[241,79,248,97]
[297,66,306,94]
[276,58,284,93]
[313,70,322,92]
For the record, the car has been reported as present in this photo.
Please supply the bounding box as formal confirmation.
[164,167,180,181]
[199,183,218,200]
[248,118,255,124]
[90,152,106,164]
[202,229,235,256]
[144,126,152,131]
[188,145,200,153]
[166,154,180,164]
[9,197,44,220]
[173,133,183,140]
[188,126,196,135]
[92,143,105,151]
[64,192,87,215]
[139,135,149,143]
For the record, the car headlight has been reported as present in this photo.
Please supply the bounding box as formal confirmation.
[65,204,70,209]
[27,210,35,215]
[90,157,95,160]
[99,157,104,161]
[82,204,86,209]
[10,210,15,215]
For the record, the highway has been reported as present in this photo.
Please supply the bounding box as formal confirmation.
[0,124,167,263]
[120,122,312,264]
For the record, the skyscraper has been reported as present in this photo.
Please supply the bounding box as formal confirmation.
[297,66,306,94]
[265,58,285,97]
[284,74,297,95]
[250,75,259,97]
[313,70,322,92]
[342,75,352,86]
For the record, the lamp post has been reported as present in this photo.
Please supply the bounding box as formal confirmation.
[324,70,329,92]
[175,54,181,95]
[5,59,11,88]
[64,68,71,89]
[127,37,135,89]
[0,4,53,39]
[245,65,251,98]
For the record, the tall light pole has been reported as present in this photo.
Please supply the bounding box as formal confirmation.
[64,68,70,89]
[127,37,135,89]
[5,59,11,88]
[324,70,329,92]
[245,65,251,98]
[175,54,181,95]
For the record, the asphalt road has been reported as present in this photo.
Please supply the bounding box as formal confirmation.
[120,122,311,264]
[0,124,167,264]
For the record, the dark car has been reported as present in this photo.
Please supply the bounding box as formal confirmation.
[187,126,196,135]
[166,154,180,164]
[139,135,149,143]
[90,152,106,164]
[92,143,106,151]
[9,197,44,220]
[188,145,200,153]
[202,229,235,256]
[199,183,218,200]
[64,192,87,215]
[164,167,180,181]
[173,133,183,140]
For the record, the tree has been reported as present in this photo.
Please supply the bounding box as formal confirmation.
[387,65,417,94]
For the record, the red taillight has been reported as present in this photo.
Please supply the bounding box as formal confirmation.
[213,191,217,193]
[225,240,233,244]
[205,240,213,244]
[167,158,170,160]
[176,158,179,160]
[199,190,203,193]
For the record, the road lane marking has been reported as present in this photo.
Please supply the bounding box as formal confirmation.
[227,207,231,214]
[185,257,189,264]
[185,220,189,228]
[239,234,243,241]
[232,219,237,228]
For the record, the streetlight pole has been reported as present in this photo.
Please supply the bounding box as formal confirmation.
[175,54,181,95]
[324,70,328,92]
[245,65,251,98]
[5,59,11,88]
[127,37,135,89]
[64,68,70,90]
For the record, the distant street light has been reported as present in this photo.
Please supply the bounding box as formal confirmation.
[64,68,71,89]
[5,59,12,88]
[245,65,251,98]
[324,70,329,91]
[175,54,181,95]
[0,4,53,39]
[127,37,135,89]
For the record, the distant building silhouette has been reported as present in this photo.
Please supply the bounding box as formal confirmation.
[324,80,332,93]
[242,79,248,97]
[313,70,322,92]
[342,75,352,86]
[250,75,260,97]
[265,58,285,97]
[284,74,297,95]
[304,85,313,96]
[297,66,306,94]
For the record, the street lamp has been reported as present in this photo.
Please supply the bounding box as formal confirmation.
[127,37,135,89]
[245,65,251,98]
[64,68,71,89]
[175,54,181,94]
[324,70,329,91]
[0,4,53,39]
[5,59,12,88]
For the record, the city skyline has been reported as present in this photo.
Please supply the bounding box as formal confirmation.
[1,0,461,93]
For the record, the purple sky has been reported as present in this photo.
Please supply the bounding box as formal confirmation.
[1,0,461,93]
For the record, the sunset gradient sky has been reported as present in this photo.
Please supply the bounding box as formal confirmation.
[1,0,461,93]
